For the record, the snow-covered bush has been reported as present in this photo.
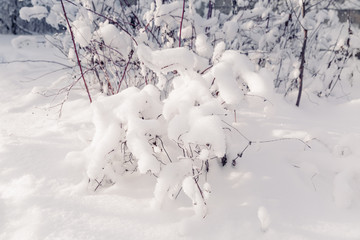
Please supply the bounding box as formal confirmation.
[83,44,267,216]
[219,0,360,102]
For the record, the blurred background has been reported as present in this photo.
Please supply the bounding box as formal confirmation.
[0,0,359,35]
[0,0,60,35]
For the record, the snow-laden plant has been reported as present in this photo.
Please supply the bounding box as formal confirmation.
[219,0,360,103]
[18,0,199,97]
[82,43,268,216]
[306,14,360,99]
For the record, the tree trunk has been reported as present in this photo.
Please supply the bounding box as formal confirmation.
[10,0,18,34]
[296,1,308,107]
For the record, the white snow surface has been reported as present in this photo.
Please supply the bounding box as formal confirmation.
[1,35,360,240]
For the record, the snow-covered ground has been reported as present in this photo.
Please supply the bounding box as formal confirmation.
[1,35,360,240]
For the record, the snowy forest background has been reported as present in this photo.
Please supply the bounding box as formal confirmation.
[2,0,360,239]
[3,0,360,103]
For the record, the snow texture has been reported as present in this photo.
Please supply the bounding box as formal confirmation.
[2,2,360,237]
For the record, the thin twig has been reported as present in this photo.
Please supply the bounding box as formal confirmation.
[156,136,172,163]
[200,65,213,75]
[179,0,186,47]
[117,50,134,93]
[60,0,92,103]
[0,59,72,68]
[221,120,251,142]
[258,137,311,149]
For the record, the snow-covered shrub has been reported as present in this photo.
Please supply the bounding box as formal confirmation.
[219,0,360,103]
[82,43,267,216]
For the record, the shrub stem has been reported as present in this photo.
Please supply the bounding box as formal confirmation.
[60,0,92,103]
